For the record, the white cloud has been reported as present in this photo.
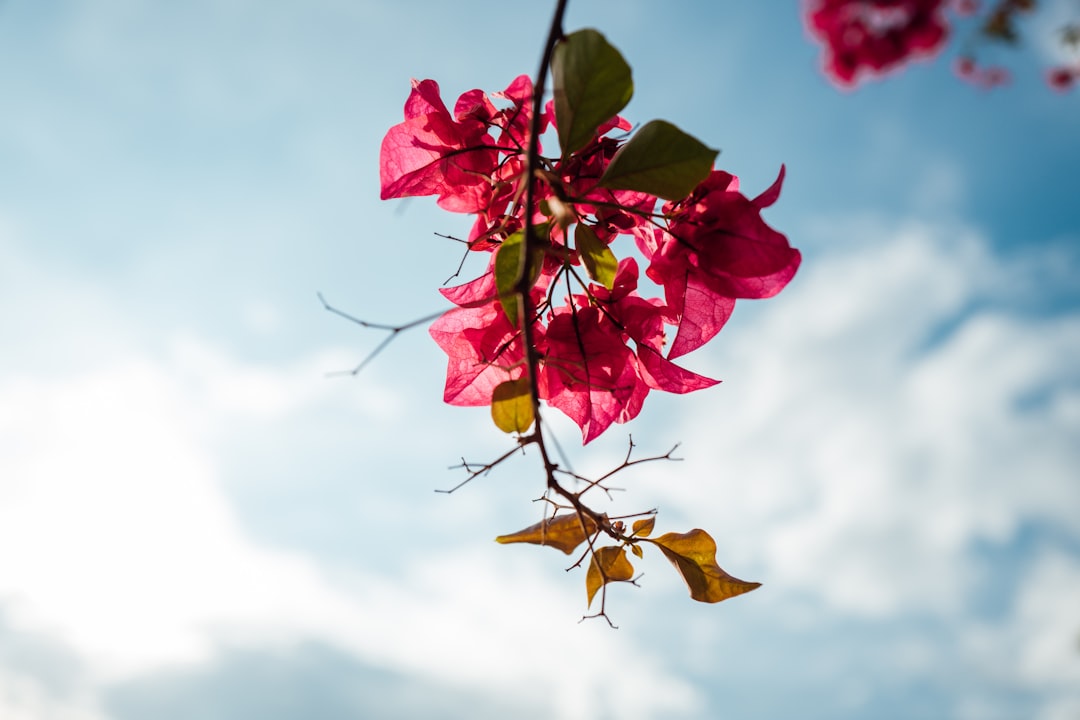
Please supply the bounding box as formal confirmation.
[0,336,700,718]
[612,217,1080,714]
[960,550,1080,720]
[0,674,105,720]
[0,192,700,720]
[1031,0,1080,65]
[644,220,1079,614]
[1011,552,1080,715]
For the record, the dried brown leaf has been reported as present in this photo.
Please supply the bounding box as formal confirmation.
[495,513,598,555]
[651,529,761,603]
[586,546,635,607]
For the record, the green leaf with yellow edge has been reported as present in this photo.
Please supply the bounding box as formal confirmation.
[649,529,761,603]
[551,29,633,157]
[575,224,617,290]
[599,120,718,201]
[493,231,545,326]
[631,516,655,538]
[490,378,533,434]
[494,231,526,326]
[495,513,598,555]
[586,546,635,607]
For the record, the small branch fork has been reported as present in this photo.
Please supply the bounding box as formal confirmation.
[318,292,446,376]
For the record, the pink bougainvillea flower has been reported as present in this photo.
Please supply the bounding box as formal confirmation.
[380,79,499,213]
[1047,65,1076,92]
[537,259,718,443]
[590,259,719,395]
[429,299,532,407]
[640,166,800,358]
[954,55,977,80]
[541,304,649,443]
[385,74,800,446]
[490,75,546,152]
[805,0,951,86]
[380,75,542,216]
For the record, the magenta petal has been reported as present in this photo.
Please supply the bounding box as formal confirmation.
[439,270,495,308]
[429,304,522,406]
[403,78,449,119]
[636,346,719,393]
[668,274,735,360]
[753,165,785,209]
[542,308,647,443]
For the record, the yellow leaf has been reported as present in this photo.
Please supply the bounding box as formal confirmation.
[575,223,617,290]
[630,543,644,559]
[631,516,655,537]
[495,513,598,555]
[586,546,635,607]
[490,378,534,434]
[650,529,760,603]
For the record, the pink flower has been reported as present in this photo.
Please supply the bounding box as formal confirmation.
[806,0,951,86]
[380,76,543,215]
[542,304,649,444]
[954,56,977,79]
[592,260,719,397]
[1047,66,1076,92]
[385,75,799,446]
[639,167,800,358]
[429,298,532,407]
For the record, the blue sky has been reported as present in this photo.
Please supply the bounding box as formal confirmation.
[1,1,1078,718]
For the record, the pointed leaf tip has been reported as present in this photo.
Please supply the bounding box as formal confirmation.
[496,513,598,555]
[651,529,760,603]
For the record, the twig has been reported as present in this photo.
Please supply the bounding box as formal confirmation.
[318,292,446,375]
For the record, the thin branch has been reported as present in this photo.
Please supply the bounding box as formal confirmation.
[318,292,446,376]
[438,443,527,494]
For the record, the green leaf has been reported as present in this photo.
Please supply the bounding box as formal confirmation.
[496,513,598,555]
[494,231,544,326]
[649,529,761,603]
[490,378,534,434]
[551,29,633,157]
[586,546,635,607]
[494,232,525,325]
[575,224,617,290]
[599,120,718,201]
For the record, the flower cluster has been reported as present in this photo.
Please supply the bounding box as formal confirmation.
[805,0,952,86]
[379,77,800,443]
[806,0,1080,91]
